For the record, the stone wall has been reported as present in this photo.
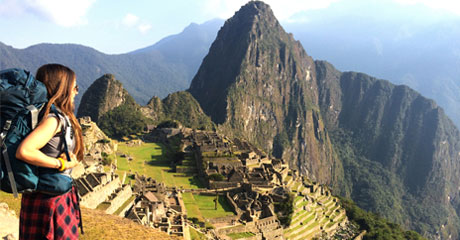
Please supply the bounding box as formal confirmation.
[217,224,258,236]
[208,215,239,224]
[80,117,117,156]
[117,198,135,217]
[209,181,239,189]
[105,184,133,214]
[226,192,242,216]
[239,235,262,240]
[176,166,197,173]
[79,175,121,209]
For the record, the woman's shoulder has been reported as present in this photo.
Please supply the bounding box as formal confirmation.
[44,113,65,134]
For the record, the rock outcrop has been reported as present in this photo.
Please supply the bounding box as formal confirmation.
[80,116,117,156]
[0,203,19,240]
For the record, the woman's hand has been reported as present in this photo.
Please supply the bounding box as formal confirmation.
[59,152,79,170]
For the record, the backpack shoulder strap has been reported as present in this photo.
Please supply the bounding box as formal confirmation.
[50,107,72,163]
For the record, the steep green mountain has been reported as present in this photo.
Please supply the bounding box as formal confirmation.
[189,1,339,185]
[315,60,460,238]
[188,1,460,239]
[141,91,214,130]
[76,74,151,139]
[78,75,213,137]
[77,74,137,122]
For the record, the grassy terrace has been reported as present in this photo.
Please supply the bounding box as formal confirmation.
[116,142,204,189]
[227,232,256,239]
[117,142,235,220]
[182,192,234,221]
[190,227,207,240]
[114,195,136,215]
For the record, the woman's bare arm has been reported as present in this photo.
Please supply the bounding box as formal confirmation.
[15,116,78,169]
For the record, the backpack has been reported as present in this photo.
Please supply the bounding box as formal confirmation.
[0,68,73,197]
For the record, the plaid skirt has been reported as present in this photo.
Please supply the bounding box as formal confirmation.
[20,186,81,240]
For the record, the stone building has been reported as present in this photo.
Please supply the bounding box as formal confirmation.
[127,175,186,238]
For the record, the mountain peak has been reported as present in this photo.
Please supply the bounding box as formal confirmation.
[222,0,282,39]
[234,1,275,20]
[189,0,310,124]
[77,74,136,122]
[188,0,332,184]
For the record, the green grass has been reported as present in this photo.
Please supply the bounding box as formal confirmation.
[116,141,235,228]
[96,202,111,210]
[183,192,204,221]
[189,227,207,240]
[194,194,234,219]
[114,195,136,215]
[116,142,203,189]
[227,232,256,239]
[183,192,235,221]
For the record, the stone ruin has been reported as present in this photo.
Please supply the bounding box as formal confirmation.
[79,116,117,159]
[126,174,186,238]
[189,130,289,190]
[74,171,133,216]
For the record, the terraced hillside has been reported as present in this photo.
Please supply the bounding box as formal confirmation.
[283,177,356,239]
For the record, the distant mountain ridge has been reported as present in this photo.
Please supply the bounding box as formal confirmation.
[0,41,183,107]
[0,19,223,108]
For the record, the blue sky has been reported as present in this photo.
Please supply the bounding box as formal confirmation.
[1,0,459,54]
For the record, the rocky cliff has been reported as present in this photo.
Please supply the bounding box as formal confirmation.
[188,1,460,238]
[316,60,460,238]
[189,1,339,185]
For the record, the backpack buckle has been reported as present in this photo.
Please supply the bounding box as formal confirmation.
[0,120,11,143]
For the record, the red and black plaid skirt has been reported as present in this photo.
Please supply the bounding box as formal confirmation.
[19,186,81,240]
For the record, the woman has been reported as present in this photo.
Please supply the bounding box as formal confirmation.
[16,64,84,240]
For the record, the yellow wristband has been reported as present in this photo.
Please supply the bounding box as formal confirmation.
[58,157,66,171]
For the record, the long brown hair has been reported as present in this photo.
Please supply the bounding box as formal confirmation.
[36,64,84,161]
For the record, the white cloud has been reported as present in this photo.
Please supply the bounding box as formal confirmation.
[200,0,339,22]
[138,23,152,34]
[121,13,151,34]
[122,13,140,27]
[0,0,95,27]
[21,0,95,27]
[393,0,460,15]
